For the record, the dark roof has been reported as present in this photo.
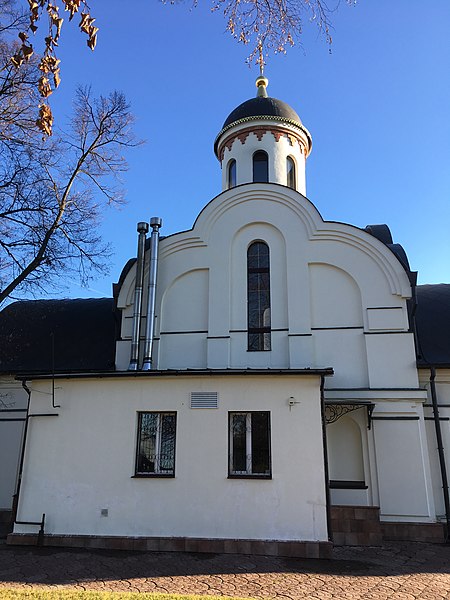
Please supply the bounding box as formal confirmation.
[20,367,335,381]
[221,96,302,130]
[214,95,310,157]
[415,284,450,367]
[364,224,416,284]
[113,258,136,301]
[113,236,167,301]
[0,298,117,374]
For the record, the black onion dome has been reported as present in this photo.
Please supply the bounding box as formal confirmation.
[214,93,310,157]
[214,76,312,157]
[222,96,302,129]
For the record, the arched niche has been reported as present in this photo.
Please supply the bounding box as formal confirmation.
[160,269,209,332]
[309,263,363,328]
[230,222,288,331]
[327,415,365,483]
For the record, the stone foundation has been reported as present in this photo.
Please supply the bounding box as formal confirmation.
[381,522,446,543]
[331,505,447,545]
[7,533,333,559]
[330,505,383,546]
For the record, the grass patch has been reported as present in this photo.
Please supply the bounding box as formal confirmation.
[0,592,250,600]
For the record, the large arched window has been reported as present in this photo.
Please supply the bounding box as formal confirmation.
[227,159,236,189]
[247,241,271,351]
[253,151,269,183]
[286,156,296,190]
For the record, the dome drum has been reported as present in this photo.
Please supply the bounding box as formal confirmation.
[215,76,311,196]
[220,125,307,194]
[216,122,311,164]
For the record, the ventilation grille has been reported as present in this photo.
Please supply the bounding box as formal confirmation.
[190,392,218,409]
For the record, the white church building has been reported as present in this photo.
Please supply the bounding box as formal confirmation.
[1,74,449,557]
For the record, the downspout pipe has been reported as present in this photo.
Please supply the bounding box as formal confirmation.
[11,380,31,529]
[128,221,149,371]
[12,381,58,545]
[142,217,162,371]
[429,366,450,543]
[320,375,332,542]
[409,275,450,541]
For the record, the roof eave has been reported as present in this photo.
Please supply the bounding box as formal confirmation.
[17,367,334,381]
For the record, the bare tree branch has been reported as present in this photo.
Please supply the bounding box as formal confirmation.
[209,0,351,59]
[7,1,354,134]
[0,11,140,305]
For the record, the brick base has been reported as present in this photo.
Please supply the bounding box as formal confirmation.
[381,522,446,543]
[331,505,447,545]
[7,533,333,559]
[330,505,383,546]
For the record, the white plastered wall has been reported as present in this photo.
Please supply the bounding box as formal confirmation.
[371,399,436,522]
[0,376,27,509]
[219,121,307,195]
[15,374,328,542]
[327,411,371,506]
[158,269,209,369]
[117,183,416,388]
[419,368,450,520]
[117,185,418,388]
[113,184,431,523]
[323,387,435,520]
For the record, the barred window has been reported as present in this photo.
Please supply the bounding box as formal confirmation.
[135,412,176,477]
[229,412,271,478]
[247,241,271,351]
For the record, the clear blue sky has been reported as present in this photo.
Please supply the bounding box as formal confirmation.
[45,0,450,297]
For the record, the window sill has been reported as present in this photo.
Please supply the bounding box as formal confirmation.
[228,474,272,480]
[329,480,367,490]
[132,474,175,479]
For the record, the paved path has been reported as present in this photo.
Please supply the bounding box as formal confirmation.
[0,541,449,599]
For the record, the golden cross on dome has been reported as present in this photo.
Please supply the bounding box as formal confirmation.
[256,41,265,76]
[255,41,269,98]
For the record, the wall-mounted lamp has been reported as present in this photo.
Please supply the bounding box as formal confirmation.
[288,396,301,410]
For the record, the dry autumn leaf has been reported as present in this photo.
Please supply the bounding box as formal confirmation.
[11,1,98,134]
[38,75,52,97]
[63,0,82,20]
[22,44,34,60]
[35,103,53,136]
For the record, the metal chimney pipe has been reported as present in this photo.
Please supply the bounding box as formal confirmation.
[128,222,149,371]
[142,217,162,370]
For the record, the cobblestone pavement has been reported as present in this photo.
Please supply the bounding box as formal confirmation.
[0,541,450,599]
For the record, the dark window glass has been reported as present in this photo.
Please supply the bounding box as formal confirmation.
[229,412,271,477]
[287,156,296,189]
[247,241,271,351]
[231,413,247,472]
[253,151,269,183]
[136,412,176,476]
[251,412,271,474]
[227,159,236,189]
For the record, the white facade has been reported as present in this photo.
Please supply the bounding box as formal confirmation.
[117,184,413,377]
[5,79,450,549]
[15,374,328,542]
[219,122,308,195]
